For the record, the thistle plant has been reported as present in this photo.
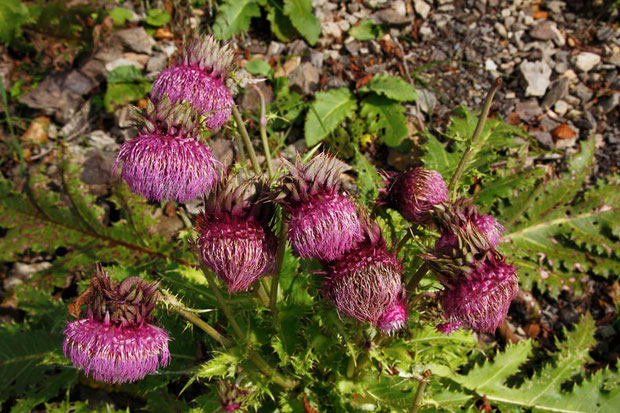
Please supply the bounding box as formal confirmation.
[63,266,170,383]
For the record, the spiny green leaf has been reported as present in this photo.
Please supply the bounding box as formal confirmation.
[195,352,239,379]
[213,0,260,40]
[283,0,321,45]
[304,87,357,146]
[264,0,298,43]
[349,20,383,40]
[359,74,417,102]
[360,93,409,147]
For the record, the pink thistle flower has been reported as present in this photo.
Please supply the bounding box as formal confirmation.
[113,97,222,203]
[63,266,170,383]
[196,178,277,292]
[378,168,448,224]
[435,201,504,254]
[376,299,409,334]
[151,35,235,130]
[324,218,407,330]
[279,153,364,262]
[438,255,518,334]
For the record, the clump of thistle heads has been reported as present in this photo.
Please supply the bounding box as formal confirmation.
[63,266,170,383]
[65,34,520,387]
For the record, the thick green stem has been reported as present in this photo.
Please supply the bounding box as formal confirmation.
[447,78,502,199]
[405,263,429,300]
[409,370,432,413]
[269,221,288,313]
[200,263,297,389]
[253,85,274,179]
[255,282,270,307]
[167,303,233,348]
[232,106,262,175]
[234,133,250,176]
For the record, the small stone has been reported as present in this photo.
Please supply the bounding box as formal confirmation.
[530,20,556,40]
[274,56,300,77]
[606,47,620,67]
[415,88,437,113]
[494,22,508,38]
[485,58,498,72]
[21,116,51,144]
[112,28,155,55]
[322,21,342,38]
[289,62,319,95]
[515,99,543,121]
[88,130,118,152]
[414,0,431,19]
[146,54,168,74]
[372,8,413,26]
[267,41,285,56]
[573,83,593,104]
[600,92,620,114]
[596,26,615,43]
[520,60,552,97]
[551,124,576,141]
[542,76,569,108]
[530,131,554,148]
[553,100,569,116]
[572,52,601,72]
[65,70,97,95]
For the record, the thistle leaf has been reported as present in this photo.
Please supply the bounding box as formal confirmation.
[360,93,409,147]
[304,88,357,146]
[283,0,321,45]
[359,74,417,102]
[213,0,260,40]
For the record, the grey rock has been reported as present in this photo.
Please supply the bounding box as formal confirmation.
[542,76,569,108]
[554,100,569,116]
[65,70,97,95]
[572,52,601,72]
[520,60,552,97]
[600,92,620,113]
[573,83,593,104]
[112,28,155,55]
[546,1,565,14]
[597,26,615,43]
[414,0,431,19]
[81,150,115,188]
[210,137,234,167]
[310,49,324,70]
[239,83,274,112]
[344,39,360,56]
[371,9,413,26]
[60,101,91,139]
[5,262,52,290]
[606,48,620,67]
[495,22,508,38]
[267,41,285,56]
[20,74,83,124]
[530,20,556,40]
[416,88,437,113]
[515,99,543,121]
[146,53,168,74]
[289,62,320,95]
[88,130,118,152]
[530,131,554,149]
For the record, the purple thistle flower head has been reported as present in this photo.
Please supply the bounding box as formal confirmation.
[434,201,504,255]
[63,266,170,383]
[376,298,409,334]
[279,153,364,262]
[197,177,277,292]
[324,218,406,330]
[218,379,250,412]
[113,96,222,203]
[151,35,235,130]
[378,167,448,224]
[438,254,518,334]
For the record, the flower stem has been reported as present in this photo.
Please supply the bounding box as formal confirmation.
[164,297,233,348]
[253,85,274,179]
[409,370,431,413]
[234,133,250,176]
[269,221,288,313]
[200,261,297,389]
[447,78,502,199]
[405,262,429,300]
[232,106,262,175]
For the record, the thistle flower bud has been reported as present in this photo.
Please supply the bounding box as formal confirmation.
[151,35,235,130]
[63,266,170,383]
[324,219,407,331]
[438,254,518,334]
[113,96,222,203]
[378,168,448,224]
[196,177,277,292]
[279,153,364,262]
[218,379,250,412]
[435,208,504,254]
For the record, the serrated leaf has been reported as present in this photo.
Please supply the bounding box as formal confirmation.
[304,88,357,146]
[195,352,239,378]
[360,74,417,102]
[283,0,321,45]
[245,59,274,79]
[264,0,298,43]
[349,20,383,40]
[360,93,409,147]
[213,0,260,40]
[109,7,133,25]
[146,9,171,27]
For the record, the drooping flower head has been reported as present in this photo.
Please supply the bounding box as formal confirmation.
[323,216,408,332]
[151,35,235,130]
[63,266,170,383]
[436,253,518,334]
[196,176,277,292]
[113,96,223,203]
[378,167,448,224]
[434,201,504,254]
[278,153,364,262]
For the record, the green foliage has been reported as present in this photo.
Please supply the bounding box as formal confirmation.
[245,59,274,79]
[283,0,321,45]
[0,0,32,45]
[213,0,261,39]
[146,8,171,27]
[437,314,620,412]
[360,74,418,102]
[104,65,151,112]
[360,93,409,147]
[109,7,133,25]
[501,140,620,293]
[305,87,357,146]
[349,20,383,40]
